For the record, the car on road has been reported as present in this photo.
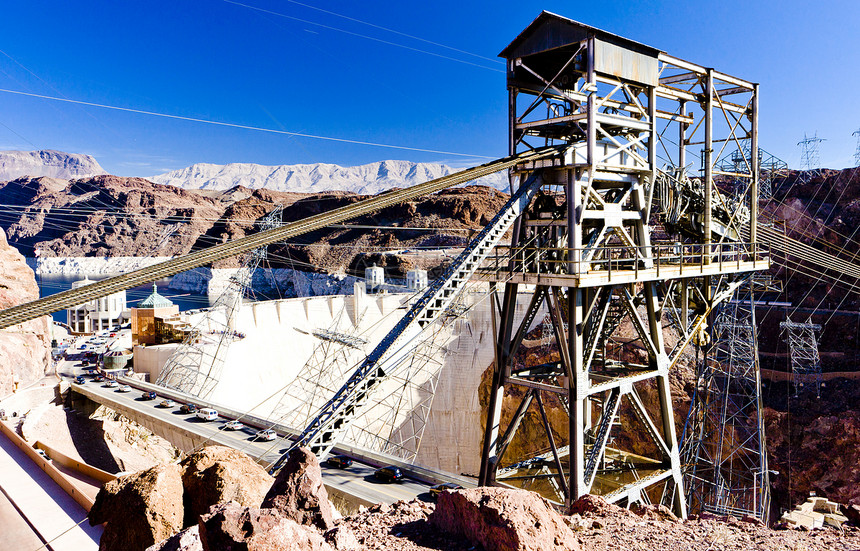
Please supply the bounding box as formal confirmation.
[74,376,86,384]
[35,449,50,461]
[373,466,404,483]
[224,420,245,431]
[255,429,277,442]
[117,384,131,392]
[428,482,463,498]
[180,403,199,414]
[141,391,157,400]
[104,380,119,388]
[326,455,353,469]
[93,375,105,382]
[80,359,89,367]
[159,399,175,408]
[196,408,219,421]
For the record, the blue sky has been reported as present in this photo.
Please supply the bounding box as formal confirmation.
[0,0,857,176]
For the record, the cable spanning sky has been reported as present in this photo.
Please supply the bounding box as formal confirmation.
[0,0,857,176]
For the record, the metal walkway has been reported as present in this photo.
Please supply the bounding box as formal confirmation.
[0,146,562,330]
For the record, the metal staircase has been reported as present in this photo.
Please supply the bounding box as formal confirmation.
[269,169,547,472]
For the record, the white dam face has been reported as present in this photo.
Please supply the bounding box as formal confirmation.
[154,285,540,476]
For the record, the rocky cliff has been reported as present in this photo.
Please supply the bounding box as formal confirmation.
[0,173,509,278]
[0,227,51,396]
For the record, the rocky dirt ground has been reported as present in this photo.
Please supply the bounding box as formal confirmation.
[339,497,860,551]
[123,445,860,551]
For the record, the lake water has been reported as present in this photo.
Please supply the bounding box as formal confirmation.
[37,274,213,324]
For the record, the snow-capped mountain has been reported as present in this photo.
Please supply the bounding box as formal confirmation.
[0,150,106,181]
[151,159,510,194]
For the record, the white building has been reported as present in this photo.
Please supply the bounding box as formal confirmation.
[66,276,129,333]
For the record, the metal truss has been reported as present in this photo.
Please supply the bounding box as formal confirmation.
[716,141,788,203]
[680,279,771,522]
[156,207,283,398]
[797,132,825,183]
[272,305,371,432]
[271,287,480,462]
[479,13,768,519]
[269,169,549,472]
[780,318,823,398]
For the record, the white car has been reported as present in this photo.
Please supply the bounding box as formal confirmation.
[104,380,119,388]
[255,429,277,442]
[117,384,131,393]
[196,408,218,421]
[224,420,245,431]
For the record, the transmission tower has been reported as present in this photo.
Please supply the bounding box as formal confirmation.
[780,318,823,398]
[156,206,284,398]
[716,140,787,204]
[681,277,771,522]
[853,129,860,167]
[797,132,825,183]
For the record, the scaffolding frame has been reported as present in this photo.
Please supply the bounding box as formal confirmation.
[478,12,768,518]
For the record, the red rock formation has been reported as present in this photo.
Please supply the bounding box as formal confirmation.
[261,447,336,531]
[0,226,51,395]
[198,502,332,551]
[89,463,185,551]
[180,446,274,527]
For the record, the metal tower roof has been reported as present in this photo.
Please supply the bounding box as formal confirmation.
[138,284,174,309]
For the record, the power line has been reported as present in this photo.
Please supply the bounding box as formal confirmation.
[0,88,494,160]
[221,0,504,73]
[278,0,504,65]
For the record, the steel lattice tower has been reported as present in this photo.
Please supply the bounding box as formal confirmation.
[853,129,860,167]
[716,140,787,204]
[680,278,771,522]
[780,318,823,398]
[156,206,283,398]
[797,132,825,183]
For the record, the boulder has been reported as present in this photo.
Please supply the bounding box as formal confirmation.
[198,502,333,551]
[261,447,335,530]
[145,525,203,551]
[324,525,360,551]
[429,487,578,551]
[569,494,629,517]
[630,502,680,522]
[89,463,185,551]
[180,446,274,526]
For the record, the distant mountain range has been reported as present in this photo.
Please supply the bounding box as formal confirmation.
[150,159,510,193]
[0,150,511,194]
[0,150,106,181]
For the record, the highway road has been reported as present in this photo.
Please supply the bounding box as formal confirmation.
[72,377,434,505]
[61,333,435,506]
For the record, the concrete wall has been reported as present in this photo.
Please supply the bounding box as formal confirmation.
[140,286,542,477]
[133,343,181,382]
